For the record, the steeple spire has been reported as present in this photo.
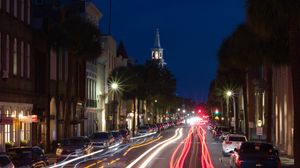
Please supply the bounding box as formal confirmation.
[154,28,161,48]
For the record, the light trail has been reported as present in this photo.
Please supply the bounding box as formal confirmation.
[139,128,183,168]
[175,127,193,168]
[196,126,214,168]
[126,128,181,168]
[123,136,163,156]
[169,139,185,168]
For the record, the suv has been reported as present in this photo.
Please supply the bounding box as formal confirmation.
[222,134,247,156]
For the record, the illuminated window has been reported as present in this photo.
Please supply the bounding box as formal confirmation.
[13,38,17,76]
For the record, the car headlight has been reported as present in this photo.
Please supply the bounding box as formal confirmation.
[56,148,63,155]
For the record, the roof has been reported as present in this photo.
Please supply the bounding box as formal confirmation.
[153,28,161,48]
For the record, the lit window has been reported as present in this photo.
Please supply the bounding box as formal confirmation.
[13,38,17,76]
[5,34,9,74]
[26,43,30,78]
[6,0,10,13]
[21,0,24,21]
[27,0,30,24]
[21,41,24,77]
[13,0,17,17]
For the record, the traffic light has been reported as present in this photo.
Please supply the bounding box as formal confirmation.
[214,109,219,115]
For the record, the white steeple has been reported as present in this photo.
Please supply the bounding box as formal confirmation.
[151,28,166,67]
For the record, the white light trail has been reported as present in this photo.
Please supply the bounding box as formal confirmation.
[139,128,183,168]
[126,128,181,168]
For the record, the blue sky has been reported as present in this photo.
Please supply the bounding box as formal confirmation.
[92,0,245,101]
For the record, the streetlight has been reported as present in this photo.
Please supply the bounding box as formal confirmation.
[111,82,119,130]
[182,110,186,113]
[225,90,236,133]
[177,108,181,112]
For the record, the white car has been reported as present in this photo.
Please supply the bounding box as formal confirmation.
[222,134,247,156]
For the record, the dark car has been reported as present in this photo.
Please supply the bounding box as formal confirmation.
[119,129,131,143]
[56,136,93,160]
[111,131,123,144]
[8,146,48,168]
[0,154,14,168]
[90,132,115,149]
[230,142,280,168]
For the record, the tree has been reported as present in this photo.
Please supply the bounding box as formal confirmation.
[246,0,300,164]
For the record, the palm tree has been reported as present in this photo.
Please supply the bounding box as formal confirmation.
[246,0,300,164]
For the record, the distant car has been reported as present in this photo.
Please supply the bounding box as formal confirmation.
[222,134,247,156]
[56,137,93,160]
[8,146,48,168]
[90,132,115,149]
[163,123,169,129]
[111,131,123,144]
[119,129,131,143]
[213,126,231,139]
[145,124,159,132]
[156,123,164,131]
[137,126,151,135]
[0,154,14,168]
[230,142,280,168]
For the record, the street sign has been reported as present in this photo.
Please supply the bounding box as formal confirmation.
[256,127,263,136]
[0,117,13,125]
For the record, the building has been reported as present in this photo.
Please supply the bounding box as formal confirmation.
[0,0,34,152]
[151,28,166,68]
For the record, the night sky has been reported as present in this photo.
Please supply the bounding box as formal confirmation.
[92,0,245,101]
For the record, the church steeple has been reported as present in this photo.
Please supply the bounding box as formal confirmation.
[151,28,166,68]
[154,28,161,48]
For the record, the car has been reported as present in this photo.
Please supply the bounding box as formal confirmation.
[111,131,124,144]
[0,154,15,168]
[137,126,151,135]
[222,134,247,156]
[8,146,49,167]
[56,136,93,160]
[119,129,131,143]
[90,132,115,149]
[156,123,164,131]
[213,126,231,139]
[163,123,169,129]
[145,124,159,132]
[230,142,280,168]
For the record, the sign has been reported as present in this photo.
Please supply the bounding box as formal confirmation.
[0,117,13,125]
[31,115,38,123]
[19,115,39,123]
[256,127,263,136]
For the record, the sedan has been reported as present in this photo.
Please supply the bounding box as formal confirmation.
[8,146,49,167]
[222,134,247,156]
[90,132,115,149]
[0,154,15,168]
[137,126,151,135]
[56,137,93,160]
[230,142,280,168]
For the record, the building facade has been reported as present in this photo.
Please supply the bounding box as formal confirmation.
[0,0,34,152]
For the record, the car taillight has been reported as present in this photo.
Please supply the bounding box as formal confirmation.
[236,159,242,167]
[226,141,232,144]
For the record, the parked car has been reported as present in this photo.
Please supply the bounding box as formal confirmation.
[56,136,93,160]
[111,131,124,144]
[8,146,48,167]
[90,132,115,149]
[145,124,159,132]
[119,129,131,143]
[0,154,15,168]
[212,126,231,139]
[230,142,280,168]
[163,123,169,129]
[222,134,247,156]
[137,126,151,135]
[156,123,164,131]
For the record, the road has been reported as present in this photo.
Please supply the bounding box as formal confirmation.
[49,125,215,168]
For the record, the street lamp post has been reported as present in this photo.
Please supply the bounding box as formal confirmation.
[111,82,118,130]
[226,90,236,133]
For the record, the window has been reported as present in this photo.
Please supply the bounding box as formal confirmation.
[13,0,17,17]
[21,41,24,77]
[0,32,2,71]
[21,0,24,21]
[6,0,9,13]
[26,43,30,78]
[65,50,68,81]
[27,0,30,24]
[50,48,57,80]
[13,38,17,76]
[0,0,2,9]
[5,34,9,74]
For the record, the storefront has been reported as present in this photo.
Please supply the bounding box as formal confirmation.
[0,102,34,152]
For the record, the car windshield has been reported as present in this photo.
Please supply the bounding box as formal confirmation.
[240,143,275,155]
[229,136,246,141]
[61,138,85,146]
[92,133,109,139]
[111,132,120,137]
[0,156,11,166]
